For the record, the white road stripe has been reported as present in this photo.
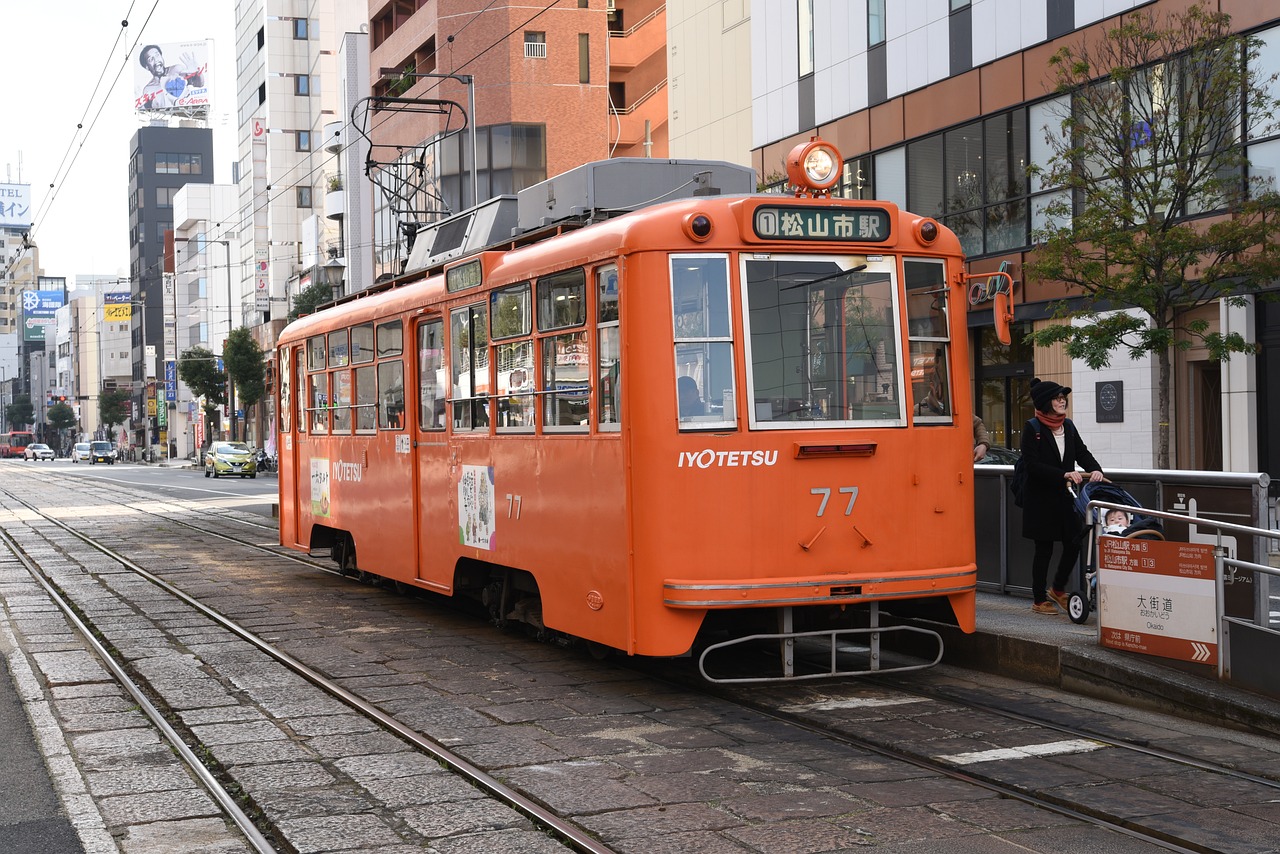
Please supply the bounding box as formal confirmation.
[784,697,931,712]
[936,738,1104,765]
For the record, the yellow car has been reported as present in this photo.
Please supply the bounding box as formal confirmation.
[204,441,257,479]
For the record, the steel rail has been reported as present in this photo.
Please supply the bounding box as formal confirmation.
[0,484,616,854]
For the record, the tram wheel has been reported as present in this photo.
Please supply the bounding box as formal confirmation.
[336,537,358,577]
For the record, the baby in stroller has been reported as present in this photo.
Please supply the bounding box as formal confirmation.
[1067,481,1164,624]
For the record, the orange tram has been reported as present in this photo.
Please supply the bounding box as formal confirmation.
[276,139,1005,682]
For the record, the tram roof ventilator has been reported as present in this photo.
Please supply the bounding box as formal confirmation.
[407,158,755,273]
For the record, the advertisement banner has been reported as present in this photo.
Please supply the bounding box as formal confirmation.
[0,184,32,229]
[133,40,212,116]
[104,292,132,322]
[22,290,65,343]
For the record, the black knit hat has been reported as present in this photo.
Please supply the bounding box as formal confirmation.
[1029,377,1071,413]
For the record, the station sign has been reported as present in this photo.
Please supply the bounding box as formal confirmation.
[753,206,892,242]
[1098,538,1217,665]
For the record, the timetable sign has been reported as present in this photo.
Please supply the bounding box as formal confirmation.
[753,206,892,242]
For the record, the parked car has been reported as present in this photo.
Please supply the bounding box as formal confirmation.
[89,441,116,465]
[204,442,257,479]
[23,443,55,461]
[975,444,1021,465]
[71,442,92,463]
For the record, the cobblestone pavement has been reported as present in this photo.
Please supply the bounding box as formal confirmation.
[3,473,1280,853]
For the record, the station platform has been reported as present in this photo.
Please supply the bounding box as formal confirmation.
[942,590,1280,738]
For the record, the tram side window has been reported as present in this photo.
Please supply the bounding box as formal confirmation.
[355,365,377,431]
[491,284,534,432]
[329,329,349,368]
[307,335,326,371]
[379,361,405,429]
[279,347,292,433]
[906,258,952,421]
[672,255,734,429]
[450,304,490,431]
[332,368,352,433]
[538,268,588,431]
[295,348,307,433]
[310,372,329,434]
[418,319,445,430]
[377,320,403,357]
[351,323,374,364]
[597,266,620,430]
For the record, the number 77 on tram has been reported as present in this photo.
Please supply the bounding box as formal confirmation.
[275,138,1011,683]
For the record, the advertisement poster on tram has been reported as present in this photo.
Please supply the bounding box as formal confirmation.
[1098,537,1218,665]
[458,465,494,549]
[311,458,331,518]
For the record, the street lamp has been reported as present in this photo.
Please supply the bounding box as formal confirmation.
[322,251,346,301]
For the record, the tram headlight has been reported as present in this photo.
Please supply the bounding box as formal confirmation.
[786,138,842,195]
[917,218,940,244]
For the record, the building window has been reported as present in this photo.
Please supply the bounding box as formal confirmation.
[297,130,311,151]
[257,27,264,49]
[798,0,814,77]
[950,0,970,9]
[294,18,309,39]
[868,0,886,47]
[524,32,546,59]
[902,108,1030,258]
[154,153,204,174]
[579,33,590,83]
[295,74,310,96]
[259,82,266,105]
[297,186,313,208]
[156,187,177,207]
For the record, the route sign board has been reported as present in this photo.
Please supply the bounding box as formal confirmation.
[1098,538,1217,665]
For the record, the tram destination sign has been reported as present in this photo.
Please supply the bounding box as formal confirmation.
[753,205,892,242]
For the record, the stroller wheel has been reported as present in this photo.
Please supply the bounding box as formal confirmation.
[1068,590,1090,624]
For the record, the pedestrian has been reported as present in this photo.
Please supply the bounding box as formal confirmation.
[1020,378,1104,615]
[973,414,990,462]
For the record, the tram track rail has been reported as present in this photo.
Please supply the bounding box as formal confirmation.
[0,477,615,854]
[5,467,1280,853]
[651,645,1280,854]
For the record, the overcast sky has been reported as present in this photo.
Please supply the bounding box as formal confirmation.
[0,1,237,282]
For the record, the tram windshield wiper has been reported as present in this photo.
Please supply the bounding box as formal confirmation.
[779,264,868,291]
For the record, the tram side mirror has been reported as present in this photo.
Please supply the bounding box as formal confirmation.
[966,271,1015,346]
[993,290,1013,346]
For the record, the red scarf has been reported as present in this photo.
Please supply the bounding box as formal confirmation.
[1036,412,1065,431]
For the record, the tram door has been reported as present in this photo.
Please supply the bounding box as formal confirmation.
[413,317,454,591]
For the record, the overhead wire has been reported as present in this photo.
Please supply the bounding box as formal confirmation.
[30,0,164,236]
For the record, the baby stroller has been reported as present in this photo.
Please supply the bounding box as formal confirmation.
[1067,481,1165,624]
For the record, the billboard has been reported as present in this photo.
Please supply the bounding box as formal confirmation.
[0,184,32,229]
[22,290,66,343]
[104,292,132,322]
[134,41,212,116]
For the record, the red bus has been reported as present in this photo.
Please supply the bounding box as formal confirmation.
[275,139,1010,682]
[0,431,35,459]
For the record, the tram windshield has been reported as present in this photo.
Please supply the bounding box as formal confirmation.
[742,256,910,428]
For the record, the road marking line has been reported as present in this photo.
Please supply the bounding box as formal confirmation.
[784,696,931,712]
[936,738,1104,765]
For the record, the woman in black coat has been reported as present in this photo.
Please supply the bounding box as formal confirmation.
[1020,378,1104,614]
